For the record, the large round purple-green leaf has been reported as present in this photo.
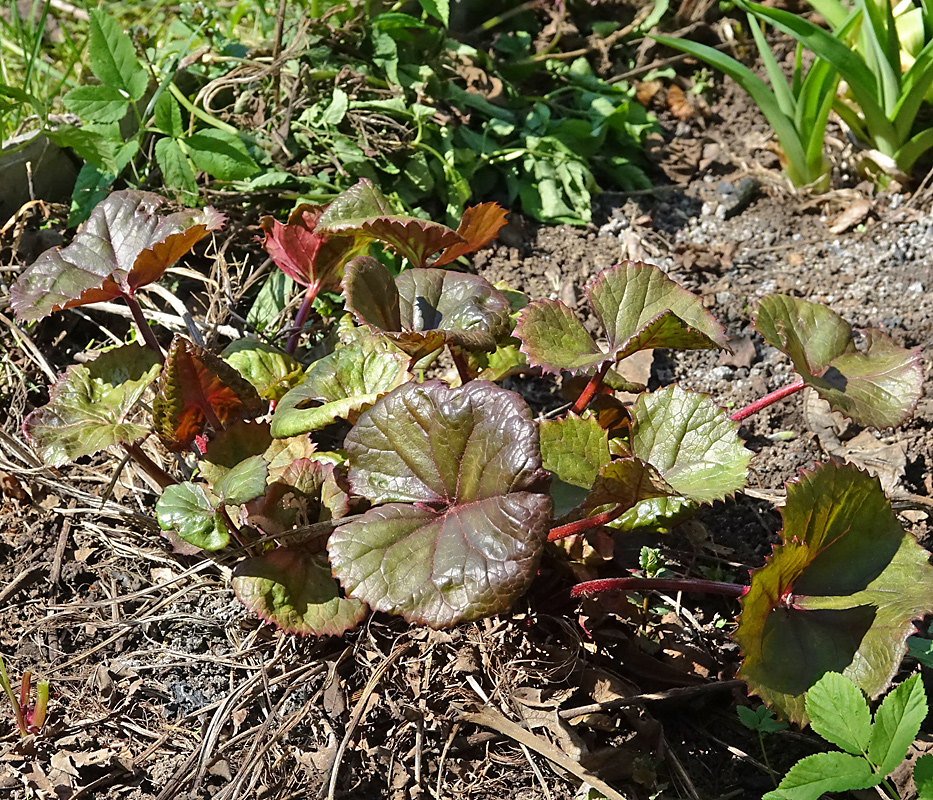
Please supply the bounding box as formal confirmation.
[328,380,552,627]
[23,343,161,466]
[735,462,933,724]
[233,545,367,636]
[755,295,922,428]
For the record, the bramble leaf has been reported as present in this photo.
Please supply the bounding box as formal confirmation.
[433,203,509,266]
[868,673,927,776]
[23,344,161,466]
[62,85,129,123]
[318,179,463,268]
[184,129,260,181]
[804,672,871,756]
[914,754,933,798]
[539,415,611,517]
[260,203,364,292]
[271,337,412,437]
[155,482,229,551]
[515,261,728,374]
[762,751,879,800]
[328,381,552,627]
[344,257,512,356]
[233,545,367,636]
[11,190,225,322]
[153,336,264,451]
[756,295,922,428]
[630,385,750,503]
[87,10,148,101]
[735,462,933,723]
[222,339,304,401]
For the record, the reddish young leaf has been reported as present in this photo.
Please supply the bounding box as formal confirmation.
[12,190,225,322]
[152,336,264,451]
[433,203,509,266]
[259,203,363,293]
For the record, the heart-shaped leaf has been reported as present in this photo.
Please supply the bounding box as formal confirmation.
[317,179,463,268]
[12,190,225,322]
[260,203,364,292]
[432,203,509,266]
[735,461,933,724]
[514,261,728,375]
[155,482,230,551]
[233,545,367,636]
[328,380,552,627]
[630,385,750,503]
[539,415,611,518]
[23,344,161,466]
[271,337,413,437]
[755,295,922,428]
[153,336,264,451]
[344,257,512,356]
[222,339,305,401]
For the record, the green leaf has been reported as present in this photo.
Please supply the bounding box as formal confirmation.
[271,337,412,437]
[47,125,118,175]
[417,0,449,25]
[22,344,161,467]
[155,137,198,200]
[212,455,269,505]
[222,340,304,401]
[233,545,367,636]
[156,482,230,551]
[329,381,552,628]
[200,420,273,486]
[62,85,129,123]
[320,87,349,125]
[868,673,927,775]
[735,462,933,723]
[87,10,148,101]
[756,294,923,428]
[515,261,727,375]
[184,129,260,181]
[805,672,871,755]
[763,751,879,799]
[738,704,788,734]
[914,754,933,799]
[539,415,611,517]
[631,385,750,503]
[153,92,183,137]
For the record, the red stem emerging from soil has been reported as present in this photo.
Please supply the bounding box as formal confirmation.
[571,362,611,415]
[123,443,176,489]
[548,504,627,542]
[730,379,806,422]
[571,576,746,598]
[286,286,318,355]
[123,292,164,364]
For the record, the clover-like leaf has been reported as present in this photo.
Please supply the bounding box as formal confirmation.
[222,339,305,401]
[317,179,463,268]
[328,380,552,628]
[755,295,922,428]
[515,261,728,375]
[271,337,412,437]
[344,257,511,356]
[540,415,611,518]
[233,545,367,636]
[155,482,229,551]
[630,385,750,503]
[260,203,364,293]
[153,336,264,451]
[735,461,933,724]
[12,190,225,322]
[433,203,509,267]
[23,344,161,466]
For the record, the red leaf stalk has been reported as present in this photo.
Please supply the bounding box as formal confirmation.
[123,292,164,364]
[571,576,746,598]
[285,285,319,355]
[730,379,806,422]
[548,503,627,542]
[571,362,611,415]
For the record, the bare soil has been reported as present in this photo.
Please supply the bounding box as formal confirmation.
[3,47,933,800]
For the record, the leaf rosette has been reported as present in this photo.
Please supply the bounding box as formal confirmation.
[328,380,552,628]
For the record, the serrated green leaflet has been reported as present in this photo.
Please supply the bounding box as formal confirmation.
[184,130,260,181]
[329,381,552,627]
[736,462,933,723]
[539,415,611,517]
[271,338,412,437]
[630,385,750,503]
[62,85,129,123]
[155,483,229,551]
[233,545,367,637]
[763,751,879,799]
[88,10,148,102]
[805,672,871,755]
[23,344,161,467]
[868,673,927,776]
[756,294,922,428]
